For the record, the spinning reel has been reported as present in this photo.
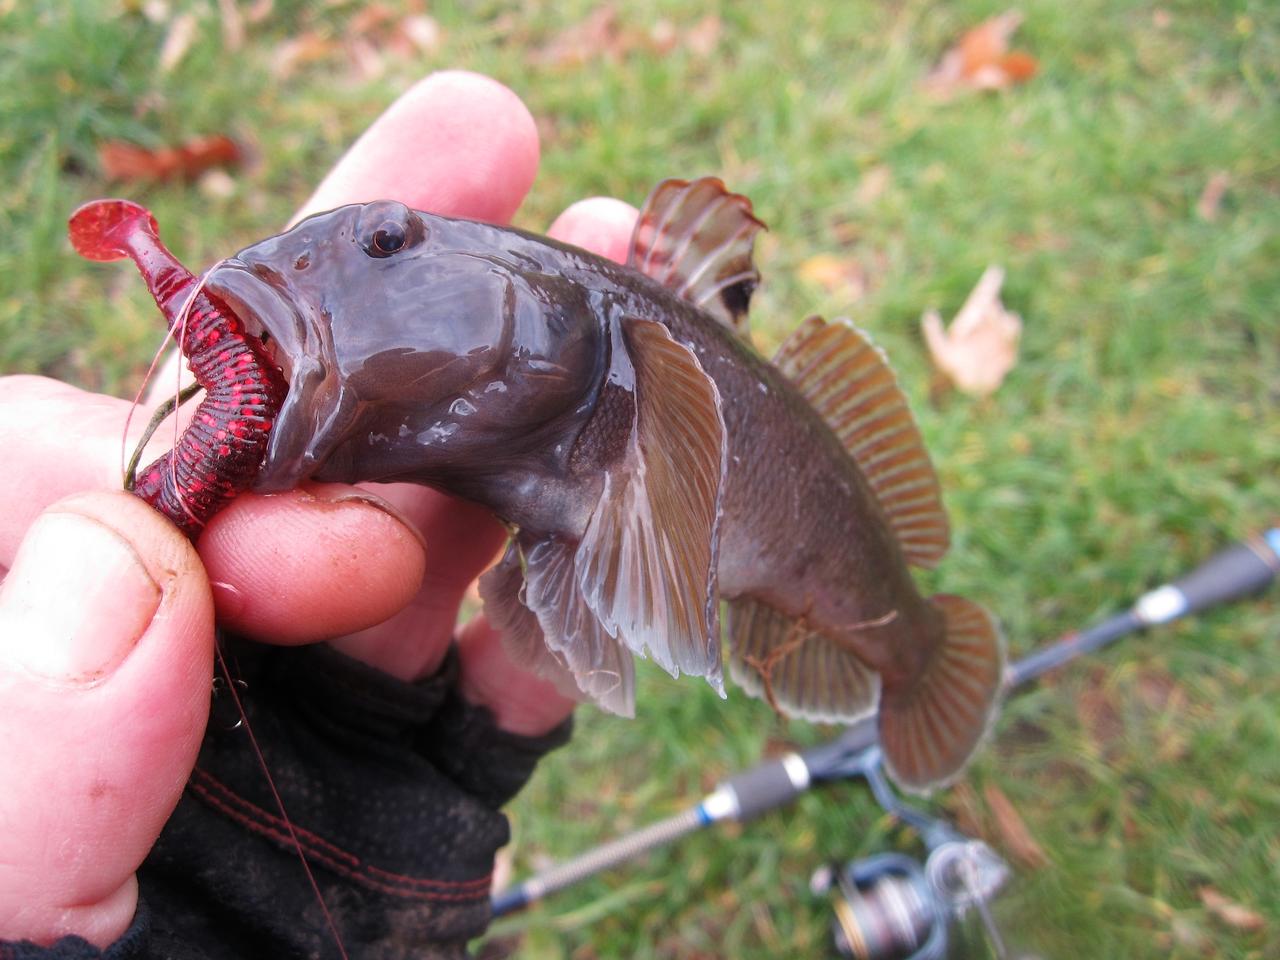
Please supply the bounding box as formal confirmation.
[811,755,1021,960]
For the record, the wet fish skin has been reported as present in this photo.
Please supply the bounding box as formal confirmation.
[204,181,1003,792]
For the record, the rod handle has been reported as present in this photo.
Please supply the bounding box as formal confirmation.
[1135,531,1280,625]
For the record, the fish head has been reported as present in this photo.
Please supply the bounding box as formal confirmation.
[206,201,606,489]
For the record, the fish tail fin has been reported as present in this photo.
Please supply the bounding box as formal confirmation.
[878,594,1004,793]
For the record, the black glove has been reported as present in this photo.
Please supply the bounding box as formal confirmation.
[2,636,572,960]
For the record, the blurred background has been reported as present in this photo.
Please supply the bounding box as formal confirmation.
[2,1,1277,957]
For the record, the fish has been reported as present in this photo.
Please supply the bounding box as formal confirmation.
[77,178,1005,792]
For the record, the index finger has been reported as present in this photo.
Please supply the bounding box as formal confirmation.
[296,70,540,223]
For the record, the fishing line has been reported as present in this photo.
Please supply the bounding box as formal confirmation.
[213,643,351,960]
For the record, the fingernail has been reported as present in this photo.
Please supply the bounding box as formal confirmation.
[1,512,161,683]
[306,485,427,551]
[209,580,246,622]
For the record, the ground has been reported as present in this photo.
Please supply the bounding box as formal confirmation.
[2,1,1277,957]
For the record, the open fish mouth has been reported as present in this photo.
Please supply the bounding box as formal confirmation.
[204,259,342,491]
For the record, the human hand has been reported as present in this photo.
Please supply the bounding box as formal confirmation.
[0,71,640,949]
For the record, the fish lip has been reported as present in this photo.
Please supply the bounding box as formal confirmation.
[203,259,337,491]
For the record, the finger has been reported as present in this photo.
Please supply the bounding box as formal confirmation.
[297,70,540,223]
[326,488,505,681]
[0,377,150,565]
[456,614,577,737]
[547,196,641,265]
[0,492,213,947]
[196,485,427,646]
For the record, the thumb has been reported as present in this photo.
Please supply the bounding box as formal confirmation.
[0,492,214,948]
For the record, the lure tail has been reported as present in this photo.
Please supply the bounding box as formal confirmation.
[69,199,285,538]
[877,594,1004,792]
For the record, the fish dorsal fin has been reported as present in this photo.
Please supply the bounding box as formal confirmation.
[575,317,727,689]
[774,316,950,568]
[628,177,765,336]
[479,537,637,716]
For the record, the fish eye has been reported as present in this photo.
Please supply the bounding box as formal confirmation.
[371,220,406,256]
[356,201,424,259]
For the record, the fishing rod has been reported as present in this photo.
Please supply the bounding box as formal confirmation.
[492,530,1280,953]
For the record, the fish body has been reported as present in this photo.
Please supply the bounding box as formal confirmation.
[201,179,1003,792]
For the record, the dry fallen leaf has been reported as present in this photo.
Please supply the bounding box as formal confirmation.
[1196,171,1230,221]
[925,10,1038,98]
[983,783,1048,870]
[798,253,868,302]
[854,164,892,206]
[684,14,722,57]
[99,134,241,182]
[1199,887,1266,933]
[217,0,244,51]
[946,780,989,841]
[534,3,624,67]
[158,10,199,73]
[535,6,721,68]
[245,0,273,24]
[272,30,338,80]
[1076,666,1124,757]
[921,265,1022,397]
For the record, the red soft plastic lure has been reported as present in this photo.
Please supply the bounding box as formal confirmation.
[69,200,285,538]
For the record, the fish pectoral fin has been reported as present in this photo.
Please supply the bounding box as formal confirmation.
[479,537,636,716]
[726,596,880,723]
[576,317,728,691]
[878,594,1005,794]
[628,177,765,337]
[773,316,951,569]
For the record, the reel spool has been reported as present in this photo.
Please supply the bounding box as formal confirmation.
[812,829,1013,959]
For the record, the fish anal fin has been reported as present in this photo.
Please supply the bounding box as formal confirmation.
[629,177,765,337]
[774,316,951,568]
[479,537,636,716]
[576,317,727,691]
[877,594,1004,794]
[726,596,880,724]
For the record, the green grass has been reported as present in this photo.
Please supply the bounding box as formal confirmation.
[3,1,1278,956]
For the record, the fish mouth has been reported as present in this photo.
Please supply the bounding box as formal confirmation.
[204,259,342,491]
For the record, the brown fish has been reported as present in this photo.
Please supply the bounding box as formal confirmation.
[115,178,1006,792]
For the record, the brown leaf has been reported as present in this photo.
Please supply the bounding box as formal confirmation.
[983,782,1048,869]
[921,265,1021,396]
[400,15,442,55]
[854,164,892,206]
[1077,666,1124,756]
[218,0,244,51]
[797,253,868,302]
[534,7,717,68]
[534,4,625,68]
[946,780,988,840]
[684,14,722,58]
[925,10,1039,98]
[99,134,241,182]
[245,0,274,24]
[1196,171,1230,221]
[1199,886,1266,933]
[158,11,199,74]
[272,30,338,80]
[347,2,397,41]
